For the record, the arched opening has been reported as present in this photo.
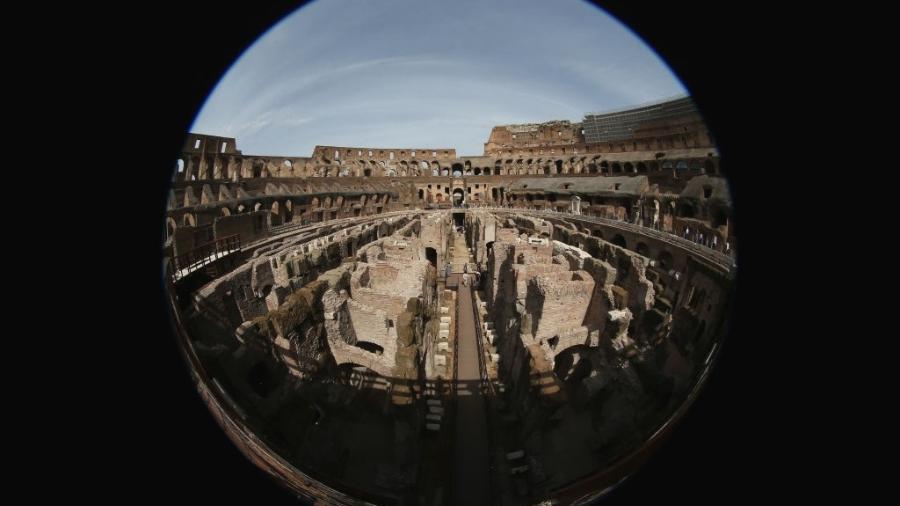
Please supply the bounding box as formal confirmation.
[612,162,622,173]
[611,234,626,249]
[474,168,481,175]
[591,229,603,238]
[252,161,264,178]
[182,213,196,227]
[363,168,372,177]
[204,157,214,180]
[452,163,463,177]
[452,188,465,206]
[624,162,634,173]
[175,159,184,175]
[418,189,425,200]
[600,161,609,174]
[704,159,715,174]
[657,251,673,271]
[637,162,647,173]
[588,163,597,174]
[165,217,177,241]
[270,201,282,226]
[221,207,231,216]
[441,168,449,176]
[635,242,649,257]
[425,247,437,268]
[555,160,563,174]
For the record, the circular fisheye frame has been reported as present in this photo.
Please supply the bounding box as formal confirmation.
[162,1,735,504]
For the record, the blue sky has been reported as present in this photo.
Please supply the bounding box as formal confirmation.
[191,0,687,157]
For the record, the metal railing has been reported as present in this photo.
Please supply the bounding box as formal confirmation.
[173,234,241,280]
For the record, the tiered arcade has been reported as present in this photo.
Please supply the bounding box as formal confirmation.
[164,96,735,505]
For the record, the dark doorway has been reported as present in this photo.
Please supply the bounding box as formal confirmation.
[426,247,437,268]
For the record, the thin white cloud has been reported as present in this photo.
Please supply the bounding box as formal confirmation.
[191,0,688,156]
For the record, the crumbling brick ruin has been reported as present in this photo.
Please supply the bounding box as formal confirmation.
[165,95,736,505]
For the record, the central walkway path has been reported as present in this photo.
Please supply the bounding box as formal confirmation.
[450,233,491,506]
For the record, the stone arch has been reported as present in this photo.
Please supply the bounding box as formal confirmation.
[221,207,231,216]
[611,162,622,174]
[271,201,283,226]
[624,162,634,173]
[252,160,265,178]
[611,234,627,249]
[165,217,177,241]
[637,162,647,173]
[182,213,196,227]
[452,188,465,205]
